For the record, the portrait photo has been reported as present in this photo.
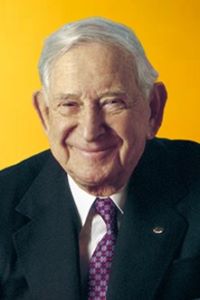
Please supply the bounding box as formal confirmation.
[0,1,200,299]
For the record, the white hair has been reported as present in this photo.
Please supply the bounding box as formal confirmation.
[39,17,158,98]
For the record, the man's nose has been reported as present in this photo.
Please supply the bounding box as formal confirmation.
[80,107,106,142]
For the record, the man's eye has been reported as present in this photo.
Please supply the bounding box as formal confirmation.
[102,99,126,109]
[61,101,79,107]
[107,99,119,104]
[57,100,80,115]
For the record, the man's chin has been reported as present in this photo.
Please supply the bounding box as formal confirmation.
[69,171,106,187]
[67,166,125,196]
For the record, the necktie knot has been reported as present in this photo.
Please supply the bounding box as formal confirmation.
[94,197,118,234]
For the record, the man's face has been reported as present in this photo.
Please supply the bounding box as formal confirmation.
[35,42,163,195]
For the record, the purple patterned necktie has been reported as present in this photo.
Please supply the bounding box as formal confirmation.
[88,197,118,300]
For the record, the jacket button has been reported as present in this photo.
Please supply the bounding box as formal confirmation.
[152,226,165,234]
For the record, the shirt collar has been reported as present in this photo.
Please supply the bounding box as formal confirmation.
[67,175,126,226]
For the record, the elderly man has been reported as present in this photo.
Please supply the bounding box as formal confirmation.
[0,17,200,300]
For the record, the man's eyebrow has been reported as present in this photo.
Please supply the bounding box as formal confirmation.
[53,91,127,100]
[54,93,80,100]
[98,91,127,98]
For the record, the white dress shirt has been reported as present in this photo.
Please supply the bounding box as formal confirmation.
[67,175,126,293]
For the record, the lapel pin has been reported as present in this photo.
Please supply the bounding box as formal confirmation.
[153,226,165,234]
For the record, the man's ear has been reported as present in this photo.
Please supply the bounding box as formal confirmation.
[33,90,50,133]
[147,82,167,139]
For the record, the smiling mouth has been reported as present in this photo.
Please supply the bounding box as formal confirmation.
[72,145,117,158]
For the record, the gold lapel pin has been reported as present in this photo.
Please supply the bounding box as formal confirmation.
[152,226,165,234]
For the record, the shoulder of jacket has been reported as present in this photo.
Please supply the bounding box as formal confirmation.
[152,138,200,184]
[0,150,51,194]
[151,137,200,157]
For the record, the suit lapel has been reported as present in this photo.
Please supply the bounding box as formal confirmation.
[13,155,81,300]
[107,140,189,300]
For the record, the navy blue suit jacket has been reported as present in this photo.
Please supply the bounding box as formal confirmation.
[0,138,200,299]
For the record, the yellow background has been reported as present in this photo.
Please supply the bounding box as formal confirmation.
[0,0,200,169]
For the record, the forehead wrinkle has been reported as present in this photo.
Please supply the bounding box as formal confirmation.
[49,42,139,101]
[52,72,127,97]
[51,42,135,81]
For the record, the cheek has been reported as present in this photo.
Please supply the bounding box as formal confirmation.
[47,120,72,166]
[128,107,150,138]
[115,112,150,158]
[47,119,70,152]
[115,112,148,143]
